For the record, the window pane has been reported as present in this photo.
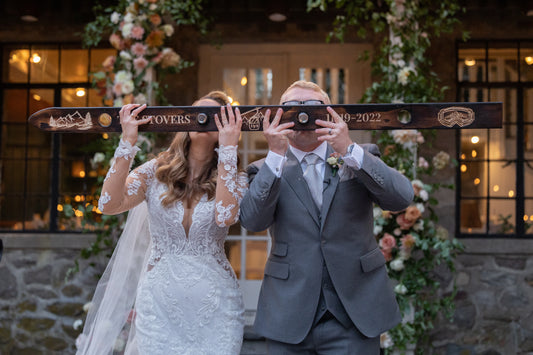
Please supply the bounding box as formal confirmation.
[61,88,88,107]
[246,240,267,280]
[458,45,486,83]
[5,47,30,83]
[299,67,347,104]
[60,49,89,83]
[29,89,54,117]
[225,240,241,278]
[520,43,533,82]
[23,196,50,230]
[488,44,518,82]
[223,68,273,105]
[461,199,485,232]
[525,88,533,154]
[460,161,486,198]
[489,199,515,234]
[30,47,59,83]
[526,199,533,234]
[0,192,23,230]
[3,89,28,122]
[489,161,516,198]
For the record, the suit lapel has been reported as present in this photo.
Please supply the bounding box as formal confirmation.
[283,150,321,226]
[321,145,339,229]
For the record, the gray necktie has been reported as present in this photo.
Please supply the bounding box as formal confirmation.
[303,153,323,208]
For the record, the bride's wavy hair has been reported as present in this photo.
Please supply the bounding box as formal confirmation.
[155,91,230,207]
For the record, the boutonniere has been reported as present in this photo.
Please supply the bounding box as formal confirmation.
[326,152,344,177]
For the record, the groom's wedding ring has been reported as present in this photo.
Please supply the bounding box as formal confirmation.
[329,129,332,135]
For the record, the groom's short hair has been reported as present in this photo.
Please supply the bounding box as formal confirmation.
[280,80,331,105]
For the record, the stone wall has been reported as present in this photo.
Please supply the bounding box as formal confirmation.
[430,239,533,355]
[0,234,101,354]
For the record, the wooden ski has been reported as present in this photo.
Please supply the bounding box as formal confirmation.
[28,102,502,133]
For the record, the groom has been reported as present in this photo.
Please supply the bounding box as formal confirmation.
[240,80,414,354]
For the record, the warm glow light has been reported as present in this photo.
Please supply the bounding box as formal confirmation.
[31,53,41,63]
[461,164,467,173]
[524,215,529,221]
[57,204,63,212]
[471,136,480,144]
[474,178,480,185]
[508,190,515,198]
[76,88,86,97]
[227,96,233,103]
[464,58,476,66]
[525,56,533,65]
[232,101,240,106]
[530,215,533,221]
[471,150,477,158]
[74,209,84,217]
[33,94,41,101]
[461,154,466,160]
[493,185,499,192]
[240,76,248,86]
[93,206,102,214]
[75,195,81,202]
[102,133,109,139]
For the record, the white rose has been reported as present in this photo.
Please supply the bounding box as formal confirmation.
[121,23,133,38]
[123,13,134,23]
[110,12,121,24]
[134,93,147,105]
[373,225,383,235]
[121,80,134,95]
[73,319,83,330]
[394,283,408,294]
[419,189,429,201]
[390,258,405,271]
[380,332,394,349]
[416,202,425,214]
[115,70,132,84]
[162,24,174,37]
[113,98,124,107]
[119,50,132,61]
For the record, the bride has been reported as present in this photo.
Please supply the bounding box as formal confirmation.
[76,91,246,354]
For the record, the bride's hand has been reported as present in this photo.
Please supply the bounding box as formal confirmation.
[119,104,151,145]
[215,103,242,146]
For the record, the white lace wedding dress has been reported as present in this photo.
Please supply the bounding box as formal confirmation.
[79,139,246,355]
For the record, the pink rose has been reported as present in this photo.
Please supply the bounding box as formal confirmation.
[131,42,147,57]
[102,55,116,71]
[405,205,422,222]
[133,56,148,71]
[396,213,415,230]
[112,82,123,96]
[381,248,392,262]
[379,233,397,252]
[109,33,123,50]
[130,26,145,40]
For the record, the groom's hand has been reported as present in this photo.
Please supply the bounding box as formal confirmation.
[263,108,294,155]
[315,106,353,155]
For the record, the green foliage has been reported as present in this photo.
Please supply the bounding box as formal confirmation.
[307,0,467,352]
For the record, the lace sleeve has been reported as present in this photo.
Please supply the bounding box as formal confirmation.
[98,139,155,215]
[214,145,248,227]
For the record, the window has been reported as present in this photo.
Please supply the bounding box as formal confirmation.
[0,44,115,232]
[457,40,533,237]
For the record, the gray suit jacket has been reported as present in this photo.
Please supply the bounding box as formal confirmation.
[239,143,414,344]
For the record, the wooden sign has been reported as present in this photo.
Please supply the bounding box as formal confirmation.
[28,102,502,133]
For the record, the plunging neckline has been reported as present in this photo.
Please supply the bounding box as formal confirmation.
[179,194,207,239]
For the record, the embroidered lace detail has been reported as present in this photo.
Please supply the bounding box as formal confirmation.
[127,171,142,196]
[104,160,116,183]
[215,145,248,226]
[98,191,111,212]
[115,138,140,162]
